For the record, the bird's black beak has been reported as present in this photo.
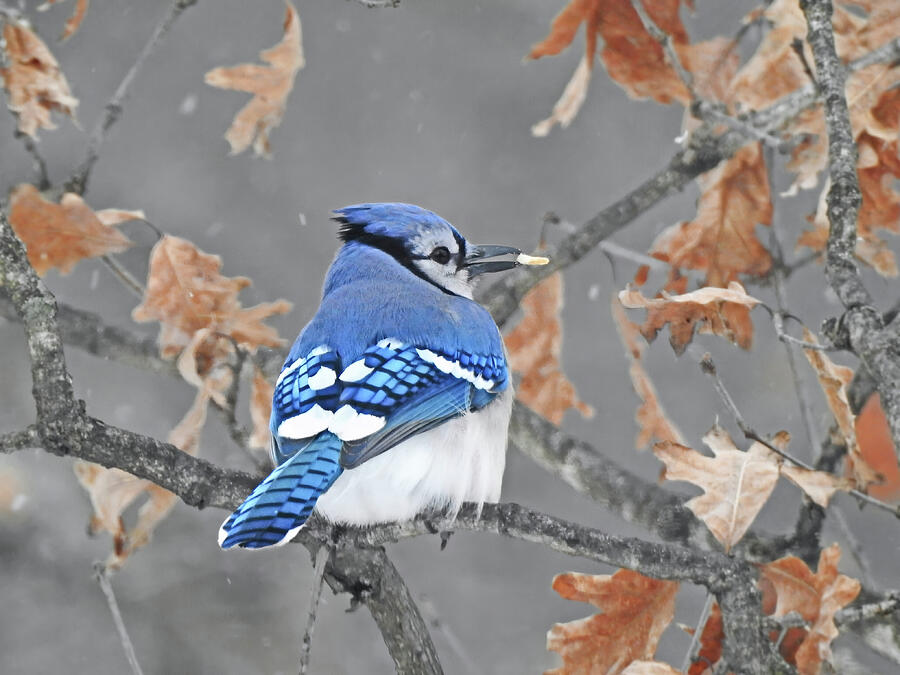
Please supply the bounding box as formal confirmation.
[463,245,550,277]
[463,245,522,277]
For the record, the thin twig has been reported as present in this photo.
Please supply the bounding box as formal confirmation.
[352,0,400,7]
[100,254,145,298]
[697,351,900,518]
[14,131,51,190]
[0,426,39,452]
[299,547,329,675]
[65,0,199,195]
[836,591,900,625]
[682,593,715,673]
[629,0,695,99]
[94,563,144,675]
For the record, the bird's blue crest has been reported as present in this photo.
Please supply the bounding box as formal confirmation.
[334,203,465,246]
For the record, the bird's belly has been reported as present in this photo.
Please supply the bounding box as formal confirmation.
[314,388,513,525]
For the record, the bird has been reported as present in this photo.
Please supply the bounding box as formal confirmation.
[219,202,548,549]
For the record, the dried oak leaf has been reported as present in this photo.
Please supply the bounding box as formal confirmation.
[780,464,854,508]
[504,271,593,424]
[39,0,90,41]
[611,296,685,449]
[0,20,78,137]
[801,330,881,488]
[622,662,683,675]
[249,365,275,451]
[654,426,780,551]
[204,1,304,156]
[73,386,209,570]
[855,393,900,502]
[618,281,761,355]
[650,143,773,289]
[546,569,679,675]
[8,183,135,276]
[132,235,292,360]
[758,544,861,674]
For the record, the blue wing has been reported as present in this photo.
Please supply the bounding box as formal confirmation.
[219,338,508,549]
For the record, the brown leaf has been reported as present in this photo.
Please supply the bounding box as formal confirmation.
[654,426,780,551]
[618,281,762,355]
[758,544,861,673]
[8,183,134,276]
[531,0,691,103]
[0,467,25,516]
[131,235,292,360]
[504,272,593,424]
[0,20,78,137]
[73,389,209,569]
[801,330,881,487]
[780,465,854,508]
[611,297,685,449]
[650,144,773,289]
[249,366,274,451]
[856,393,900,502]
[622,662,683,675]
[204,1,304,156]
[547,569,679,675]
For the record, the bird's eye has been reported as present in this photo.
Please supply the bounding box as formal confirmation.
[429,246,451,264]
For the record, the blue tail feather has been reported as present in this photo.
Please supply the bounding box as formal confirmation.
[219,434,343,549]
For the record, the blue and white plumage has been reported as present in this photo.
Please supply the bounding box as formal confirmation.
[219,203,531,549]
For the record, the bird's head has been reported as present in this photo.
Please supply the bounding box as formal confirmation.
[333,203,546,298]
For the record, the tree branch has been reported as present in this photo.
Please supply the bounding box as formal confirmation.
[801,2,900,462]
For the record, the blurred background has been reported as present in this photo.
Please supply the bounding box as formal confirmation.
[1,0,897,672]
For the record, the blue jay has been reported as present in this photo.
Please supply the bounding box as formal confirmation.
[219,203,547,549]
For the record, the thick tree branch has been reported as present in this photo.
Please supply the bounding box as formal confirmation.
[801,2,900,461]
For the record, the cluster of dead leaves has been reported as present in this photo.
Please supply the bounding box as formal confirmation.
[504,270,594,424]
[70,235,291,567]
[546,543,859,674]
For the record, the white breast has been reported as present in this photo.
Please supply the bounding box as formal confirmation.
[314,388,513,525]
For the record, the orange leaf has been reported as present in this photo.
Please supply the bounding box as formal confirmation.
[801,330,881,487]
[131,235,292,360]
[40,0,91,41]
[650,144,773,289]
[611,296,685,449]
[0,20,78,137]
[8,184,134,276]
[758,544,861,673]
[654,426,780,551]
[618,281,761,355]
[547,569,679,675]
[530,0,691,104]
[504,272,593,424]
[249,366,274,451]
[856,393,900,501]
[204,1,304,156]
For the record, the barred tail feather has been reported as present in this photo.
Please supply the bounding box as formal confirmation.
[219,434,343,549]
